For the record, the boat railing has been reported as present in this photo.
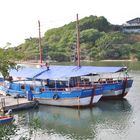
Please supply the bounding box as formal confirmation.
[91,76,133,84]
[32,83,103,94]
[33,77,132,93]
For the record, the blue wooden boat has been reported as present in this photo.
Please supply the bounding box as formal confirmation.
[76,74,133,100]
[0,80,103,107]
[0,116,14,124]
[0,65,133,106]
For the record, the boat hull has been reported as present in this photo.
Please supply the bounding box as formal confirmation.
[0,116,14,124]
[33,88,103,107]
[34,94,102,107]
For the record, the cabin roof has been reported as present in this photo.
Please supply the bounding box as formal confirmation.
[9,65,127,80]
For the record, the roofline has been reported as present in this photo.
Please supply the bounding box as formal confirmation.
[126,17,140,23]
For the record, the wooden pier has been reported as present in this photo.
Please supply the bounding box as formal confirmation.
[0,95,38,112]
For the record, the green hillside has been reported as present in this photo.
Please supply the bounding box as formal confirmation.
[12,15,140,62]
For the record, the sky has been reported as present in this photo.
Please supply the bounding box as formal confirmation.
[0,0,139,47]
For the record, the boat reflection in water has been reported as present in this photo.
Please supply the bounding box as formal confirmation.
[13,99,132,140]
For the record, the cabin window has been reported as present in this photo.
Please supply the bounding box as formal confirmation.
[30,86,34,91]
[21,85,25,90]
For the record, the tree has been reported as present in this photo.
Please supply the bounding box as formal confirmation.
[80,29,102,44]
[95,32,126,59]
[0,48,18,79]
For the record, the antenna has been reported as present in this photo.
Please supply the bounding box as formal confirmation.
[76,14,80,67]
[38,20,42,65]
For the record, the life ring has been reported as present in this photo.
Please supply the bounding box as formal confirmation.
[40,88,45,92]
[53,94,59,100]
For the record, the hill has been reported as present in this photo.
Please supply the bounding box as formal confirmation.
[11,15,140,62]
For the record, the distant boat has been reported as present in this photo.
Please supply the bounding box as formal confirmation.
[0,116,14,124]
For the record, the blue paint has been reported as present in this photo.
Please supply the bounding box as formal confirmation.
[0,116,14,125]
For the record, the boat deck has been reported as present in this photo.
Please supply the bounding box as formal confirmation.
[0,95,38,112]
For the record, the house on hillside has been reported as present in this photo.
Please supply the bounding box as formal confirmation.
[122,18,140,33]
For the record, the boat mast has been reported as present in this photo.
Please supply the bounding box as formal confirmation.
[76,14,80,67]
[38,20,42,65]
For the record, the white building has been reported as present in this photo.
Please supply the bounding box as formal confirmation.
[122,18,140,33]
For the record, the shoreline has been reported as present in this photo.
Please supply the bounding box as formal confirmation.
[16,59,137,66]
[100,59,134,62]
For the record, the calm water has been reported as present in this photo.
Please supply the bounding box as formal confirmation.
[2,61,140,140]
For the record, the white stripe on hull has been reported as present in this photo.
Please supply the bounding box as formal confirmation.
[35,95,102,107]
[102,87,131,97]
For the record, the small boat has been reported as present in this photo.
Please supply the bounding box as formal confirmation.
[0,116,14,124]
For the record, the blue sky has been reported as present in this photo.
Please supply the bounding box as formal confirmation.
[0,0,139,47]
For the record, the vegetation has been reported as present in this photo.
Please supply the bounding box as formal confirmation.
[0,47,22,79]
[0,123,18,140]
[0,115,42,140]
[7,15,140,62]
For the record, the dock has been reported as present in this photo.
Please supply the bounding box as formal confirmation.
[0,95,38,112]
